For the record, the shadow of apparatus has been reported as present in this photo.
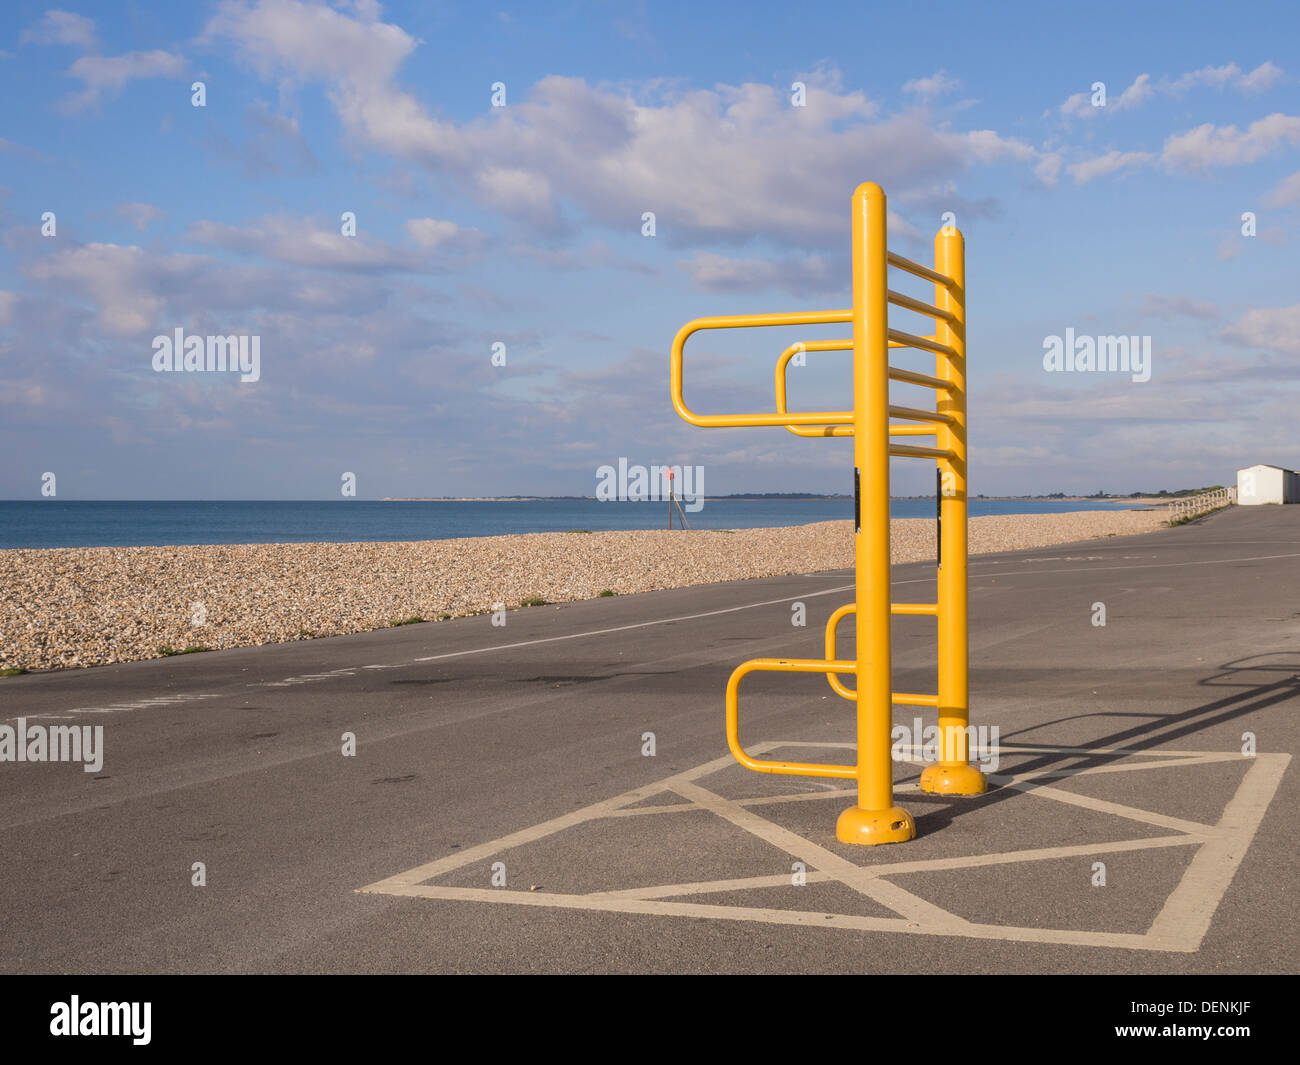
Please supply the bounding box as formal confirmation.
[903,651,1300,833]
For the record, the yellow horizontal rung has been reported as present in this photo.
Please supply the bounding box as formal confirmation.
[888,289,955,322]
[891,603,939,616]
[888,251,955,288]
[790,426,853,437]
[890,443,955,459]
[727,657,858,778]
[889,425,936,436]
[888,328,958,359]
[893,692,940,707]
[889,366,952,391]
[889,404,953,425]
[679,410,854,429]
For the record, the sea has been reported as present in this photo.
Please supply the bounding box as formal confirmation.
[0,499,1155,550]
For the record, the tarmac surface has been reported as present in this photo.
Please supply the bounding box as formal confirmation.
[1,504,1296,973]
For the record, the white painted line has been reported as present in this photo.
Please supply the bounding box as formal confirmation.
[609,787,857,817]
[668,778,968,928]
[369,884,1170,952]
[360,746,777,894]
[594,834,1199,901]
[591,870,835,899]
[987,753,1237,781]
[1147,753,1292,951]
[410,585,855,663]
[988,774,1216,836]
[360,743,1289,953]
[963,551,1300,581]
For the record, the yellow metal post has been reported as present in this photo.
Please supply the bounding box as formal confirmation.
[668,181,985,846]
[919,223,987,795]
[834,183,915,844]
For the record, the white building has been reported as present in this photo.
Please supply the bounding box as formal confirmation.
[1237,464,1300,505]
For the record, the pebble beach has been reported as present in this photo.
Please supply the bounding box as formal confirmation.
[0,509,1167,673]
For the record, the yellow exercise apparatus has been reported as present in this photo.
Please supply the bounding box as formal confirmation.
[669,182,986,846]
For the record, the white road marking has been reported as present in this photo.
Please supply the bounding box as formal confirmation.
[595,834,1199,900]
[360,747,764,893]
[409,585,855,664]
[360,744,1291,953]
[668,778,966,927]
[362,883,1165,950]
[3,691,220,725]
[1147,753,1292,950]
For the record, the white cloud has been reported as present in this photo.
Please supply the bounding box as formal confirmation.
[21,10,97,50]
[1162,113,1300,169]
[1114,73,1154,111]
[1237,60,1284,93]
[1067,150,1153,183]
[1263,169,1300,206]
[1034,151,1064,187]
[115,203,165,231]
[962,128,1036,163]
[64,50,186,110]
[1058,75,1150,116]
[1163,61,1283,95]
[405,218,460,249]
[404,217,484,253]
[902,70,959,100]
[203,2,1044,247]
[678,251,834,294]
[23,243,202,336]
[186,215,430,271]
[0,290,17,324]
[1059,91,1094,117]
[201,0,448,160]
[1220,304,1300,354]
[1058,62,1283,117]
[1137,294,1218,320]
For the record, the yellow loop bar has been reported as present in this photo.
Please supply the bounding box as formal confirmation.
[825,602,940,700]
[824,603,857,700]
[773,340,853,435]
[726,657,858,778]
[671,310,852,428]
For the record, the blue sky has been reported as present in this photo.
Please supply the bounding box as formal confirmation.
[2,0,1298,499]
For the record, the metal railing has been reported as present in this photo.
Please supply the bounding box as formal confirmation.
[1168,486,1236,520]
[669,182,986,847]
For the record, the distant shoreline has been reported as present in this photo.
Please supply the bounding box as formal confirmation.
[378,495,1169,504]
